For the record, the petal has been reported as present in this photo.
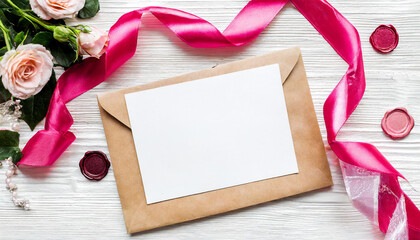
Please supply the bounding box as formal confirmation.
[30,0,52,20]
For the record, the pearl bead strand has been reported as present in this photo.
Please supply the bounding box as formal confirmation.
[2,157,30,210]
[1,100,30,211]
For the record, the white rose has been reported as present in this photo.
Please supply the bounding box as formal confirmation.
[0,44,54,100]
[30,0,86,20]
[78,26,109,58]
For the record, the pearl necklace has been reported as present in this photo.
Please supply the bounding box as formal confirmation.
[2,157,30,210]
[0,99,30,211]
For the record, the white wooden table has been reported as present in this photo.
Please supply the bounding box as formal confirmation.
[1,0,420,239]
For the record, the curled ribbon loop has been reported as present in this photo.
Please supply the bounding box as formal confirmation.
[19,0,420,237]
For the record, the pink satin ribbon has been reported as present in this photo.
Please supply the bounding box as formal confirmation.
[18,0,420,237]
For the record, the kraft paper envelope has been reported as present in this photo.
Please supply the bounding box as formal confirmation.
[97,47,332,234]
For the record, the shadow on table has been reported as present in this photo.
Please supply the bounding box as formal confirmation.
[18,165,55,180]
[17,146,75,179]
[130,186,333,237]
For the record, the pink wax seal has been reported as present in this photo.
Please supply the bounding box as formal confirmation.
[381,108,414,140]
[79,151,111,181]
[370,25,399,53]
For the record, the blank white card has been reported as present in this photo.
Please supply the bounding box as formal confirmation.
[125,64,299,204]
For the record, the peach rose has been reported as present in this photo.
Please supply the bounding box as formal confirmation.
[0,44,54,100]
[30,0,86,20]
[78,26,109,58]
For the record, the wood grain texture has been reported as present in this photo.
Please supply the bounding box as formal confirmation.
[1,0,420,239]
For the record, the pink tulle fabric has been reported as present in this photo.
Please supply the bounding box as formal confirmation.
[18,0,420,238]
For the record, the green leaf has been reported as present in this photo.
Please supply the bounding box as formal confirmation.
[0,45,7,56]
[23,32,32,44]
[0,78,11,103]
[77,0,99,19]
[17,16,38,32]
[0,0,10,8]
[49,40,78,68]
[2,9,20,28]
[0,130,23,164]
[1,147,23,164]
[0,129,19,146]
[32,31,53,47]
[32,31,77,67]
[10,150,23,165]
[20,70,56,131]
[12,0,30,10]
[0,29,5,47]
[0,10,18,44]
[13,31,24,45]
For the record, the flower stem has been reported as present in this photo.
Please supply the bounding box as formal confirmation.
[0,20,12,51]
[23,13,55,31]
[69,26,82,35]
[5,0,81,59]
[6,0,54,31]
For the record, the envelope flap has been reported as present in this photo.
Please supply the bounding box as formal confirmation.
[97,47,302,128]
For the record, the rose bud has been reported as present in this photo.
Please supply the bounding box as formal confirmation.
[30,0,86,20]
[53,26,75,43]
[0,44,53,100]
[77,26,109,59]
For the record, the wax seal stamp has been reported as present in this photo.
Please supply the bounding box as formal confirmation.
[370,25,399,53]
[381,108,414,140]
[79,151,110,180]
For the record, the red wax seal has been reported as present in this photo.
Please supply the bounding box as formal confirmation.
[381,108,414,140]
[79,151,110,181]
[370,25,399,53]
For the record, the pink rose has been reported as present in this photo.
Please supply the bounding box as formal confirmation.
[78,26,109,58]
[30,0,86,20]
[0,44,54,100]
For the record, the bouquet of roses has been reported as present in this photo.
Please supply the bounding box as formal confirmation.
[0,0,108,165]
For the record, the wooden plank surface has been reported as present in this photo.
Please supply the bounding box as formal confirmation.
[1,0,420,239]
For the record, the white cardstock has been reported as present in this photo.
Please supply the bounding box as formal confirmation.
[125,64,299,204]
